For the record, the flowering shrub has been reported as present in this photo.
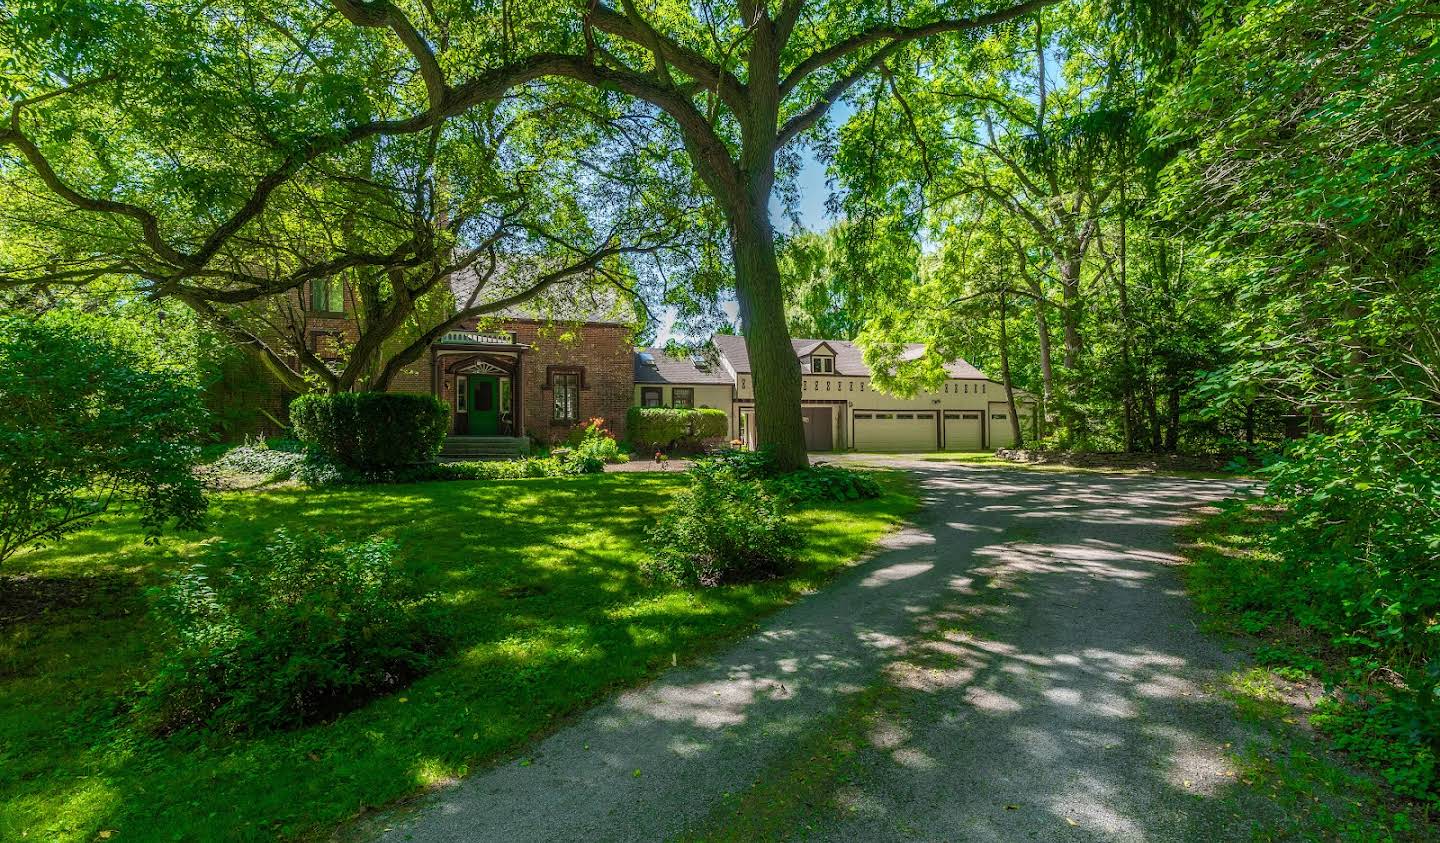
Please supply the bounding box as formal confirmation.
[567,418,625,472]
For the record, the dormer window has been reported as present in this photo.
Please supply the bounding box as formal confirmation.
[809,356,834,374]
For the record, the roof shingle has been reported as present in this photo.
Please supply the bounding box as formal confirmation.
[710,334,988,380]
[634,348,735,385]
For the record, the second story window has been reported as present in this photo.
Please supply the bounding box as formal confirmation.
[810,356,834,374]
[310,278,344,313]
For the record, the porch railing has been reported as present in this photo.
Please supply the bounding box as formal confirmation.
[439,330,518,346]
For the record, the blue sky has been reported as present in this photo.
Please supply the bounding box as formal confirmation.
[654,106,854,344]
[652,149,833,344]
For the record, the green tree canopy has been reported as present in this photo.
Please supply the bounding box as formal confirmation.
[0,311,207,565]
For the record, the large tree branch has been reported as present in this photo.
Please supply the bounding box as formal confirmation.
[586,2,748,111]
[540,56,744,207]
[168,239,433,304]
[781,0,1056,96]
[776,0,1057,147]
[1,54,579,296]
[179,295,320,394]
[330,0,448,109]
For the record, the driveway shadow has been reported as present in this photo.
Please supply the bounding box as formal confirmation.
[368,463,1266,842]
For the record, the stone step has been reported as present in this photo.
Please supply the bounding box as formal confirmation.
[440,435,529,460]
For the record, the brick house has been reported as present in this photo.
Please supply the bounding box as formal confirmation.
[254,274,1033,453]
[265,275,638,445]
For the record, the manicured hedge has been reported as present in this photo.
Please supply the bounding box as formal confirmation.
[693,407,728,439]
[290,392,449,468]
[627,406,729,450]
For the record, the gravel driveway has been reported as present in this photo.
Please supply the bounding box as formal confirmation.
[368,460,1266,841]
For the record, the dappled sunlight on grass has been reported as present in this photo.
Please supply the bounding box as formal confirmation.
[0,471,915,842]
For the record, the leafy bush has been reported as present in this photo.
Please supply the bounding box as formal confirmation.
[136,530,446,735]
[294,451,610,486]
[564,417,627,473]
[627,407,689,449]
[290,392,449,469]
[213,439,306,480]
[1190,404,1440,805]
[695,449,881,502]
[426,457,571,481]
[643,462,800,587]
[0,312,207,565]
[692,407,728,439]
[697,446,779,480]
[293,452,363,486]
[627,407,729,451]
[1263,406,1440,799]
[771,464,882,503]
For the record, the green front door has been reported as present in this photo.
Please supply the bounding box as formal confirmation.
[468,376,499,435]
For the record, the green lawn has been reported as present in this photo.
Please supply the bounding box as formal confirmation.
[0,472,915,842]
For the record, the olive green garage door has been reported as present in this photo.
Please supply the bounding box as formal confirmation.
[852,411,938,451]
[943,411,984,450]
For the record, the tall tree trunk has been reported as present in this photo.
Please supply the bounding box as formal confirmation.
[1115,216,1137,452]
[1058,252,1084,367]
[731,198,808,471]
[1028,276,1056,411]
[999,290,1023,447]
[1146,378,1161,452]
[1165,385,1180,453]
[728,37,808,472]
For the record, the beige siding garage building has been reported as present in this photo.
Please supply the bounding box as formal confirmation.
[633,337,1036,452]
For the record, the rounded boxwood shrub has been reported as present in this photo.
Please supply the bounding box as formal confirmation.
[290,392,448,468]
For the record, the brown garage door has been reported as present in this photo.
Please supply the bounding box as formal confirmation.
[801,406,833,451]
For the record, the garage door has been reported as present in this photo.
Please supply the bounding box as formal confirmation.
[801,406,833,451]
[988,403,1023,448]
[853,411,937,451]
[943,411,983,450]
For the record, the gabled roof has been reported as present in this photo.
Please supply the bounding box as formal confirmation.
[634,347,735,385]
[447,263,635,326]
[711,334,989,381]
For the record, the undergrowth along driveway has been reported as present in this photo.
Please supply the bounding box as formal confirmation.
[0,471,915,842]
